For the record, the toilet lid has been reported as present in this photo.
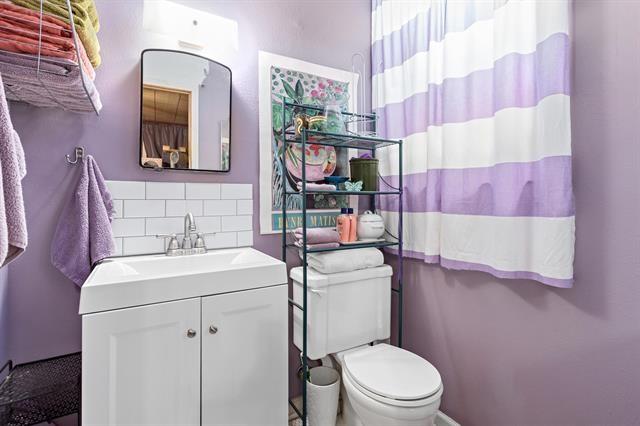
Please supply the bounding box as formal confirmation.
[343,344,441,401]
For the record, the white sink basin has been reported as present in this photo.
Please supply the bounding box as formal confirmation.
[79,247,286,314]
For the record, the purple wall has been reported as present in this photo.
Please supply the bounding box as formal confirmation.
[5,1,638,424]
[397,2,640,424]
[2,0,370,369]
[198,66,229,169]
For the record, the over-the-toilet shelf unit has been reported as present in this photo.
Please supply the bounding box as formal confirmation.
[0,0,99,115]
[280,99,404,425]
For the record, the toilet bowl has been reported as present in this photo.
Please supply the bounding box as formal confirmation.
[334,344,443,426]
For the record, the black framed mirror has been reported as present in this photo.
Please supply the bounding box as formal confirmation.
[139,49,231,172]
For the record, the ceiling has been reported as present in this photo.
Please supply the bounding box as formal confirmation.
[142,85,190,125]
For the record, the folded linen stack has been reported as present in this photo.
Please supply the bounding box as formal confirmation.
[11,0,101,66]
[303,247,384,274]
[293,227,340,250]
[296,181,337,192]
[0,0,101,112]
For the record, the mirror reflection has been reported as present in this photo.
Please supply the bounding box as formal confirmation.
[140,49,231,172]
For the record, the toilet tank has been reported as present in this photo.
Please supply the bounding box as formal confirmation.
[290,265,392,360]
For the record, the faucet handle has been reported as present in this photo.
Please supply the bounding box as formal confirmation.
[156,233,179,250]
[195,233,207,249]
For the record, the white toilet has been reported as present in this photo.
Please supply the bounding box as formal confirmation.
[291,265,443,426]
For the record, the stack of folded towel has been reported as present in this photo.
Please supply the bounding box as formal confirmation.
[294,226,386,275]
[304,247,384,274]
[296,181,336,192]
[292,227,340,250]
[11,0,101,67]
[0,0,102,112]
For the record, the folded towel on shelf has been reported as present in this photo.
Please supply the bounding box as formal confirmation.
[0,2,95,80]
[293,227,340,244]
[51,155,115,286]
[0,73,27,267]
[294,241,340,250]
[0,54,101,113]
[302,247,384,274]
[296,182,337,192]
[10,0,101,67]
[0,50,74,75]
[0,1,71,36]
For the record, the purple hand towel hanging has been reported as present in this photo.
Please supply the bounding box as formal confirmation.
[0,72,28,267]
[51,155,116,286]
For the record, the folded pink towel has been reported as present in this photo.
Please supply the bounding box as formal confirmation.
[294,241,340,250]
[293,227,340,244]
[51,155,115,286]
[0,72,27,267]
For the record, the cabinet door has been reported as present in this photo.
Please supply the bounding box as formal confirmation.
[82,298,201,425]
[201,285,288,426]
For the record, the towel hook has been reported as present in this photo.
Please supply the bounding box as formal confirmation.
[66,147,85,164]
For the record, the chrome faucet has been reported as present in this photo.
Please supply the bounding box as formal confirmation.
[156,212,208,256]
[183,212,196,249]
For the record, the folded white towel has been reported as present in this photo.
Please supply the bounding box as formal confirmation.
[302,247,384,274]
[296,182,337,191]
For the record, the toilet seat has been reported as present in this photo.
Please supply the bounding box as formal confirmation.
[342,344,442,408]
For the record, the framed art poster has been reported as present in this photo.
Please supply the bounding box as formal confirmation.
[258,51,359,234]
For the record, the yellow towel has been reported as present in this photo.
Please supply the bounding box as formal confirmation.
[10,0,101,68]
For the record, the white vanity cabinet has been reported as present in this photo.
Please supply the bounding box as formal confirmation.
[79,248,288,426]
[201,287,287,425]
[82,298,202,425]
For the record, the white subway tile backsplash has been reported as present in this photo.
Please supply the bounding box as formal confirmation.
[114,238,123,256]
[221,184,252,200]
[112,218,145,237]
[221,215,252,231]
[237,231,253,247]
[166,200,203,217]
[106,180,145,199]
[146,182,185,199]
[186,183,220,200]
[145,217,184,236]
[112,200,123,218]
[110,181,252,256]
[203,200,236,216]
[204,232,237,249]
[194,216,221,233]
[122,236,164,256]
[236,199,253,215]
[124,200,165,218]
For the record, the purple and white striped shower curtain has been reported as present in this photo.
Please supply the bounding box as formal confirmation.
[373,0,574,287]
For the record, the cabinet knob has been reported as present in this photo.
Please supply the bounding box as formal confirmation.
[209,325,218,334]
[186,329,197,338]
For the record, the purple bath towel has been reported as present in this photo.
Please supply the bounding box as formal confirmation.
[51,155,115,286]
[0,73,28,267]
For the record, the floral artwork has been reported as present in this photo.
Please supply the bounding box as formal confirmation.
[270,66,351,229]
[259,52,358,234]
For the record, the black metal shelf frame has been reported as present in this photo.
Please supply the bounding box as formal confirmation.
[280,99,404,425]
[287,240,399,254]
[284,129,401,150]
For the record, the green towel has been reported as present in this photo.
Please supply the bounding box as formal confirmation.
[11,0,101,68]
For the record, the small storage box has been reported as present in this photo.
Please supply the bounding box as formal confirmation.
[291,265,392,360]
